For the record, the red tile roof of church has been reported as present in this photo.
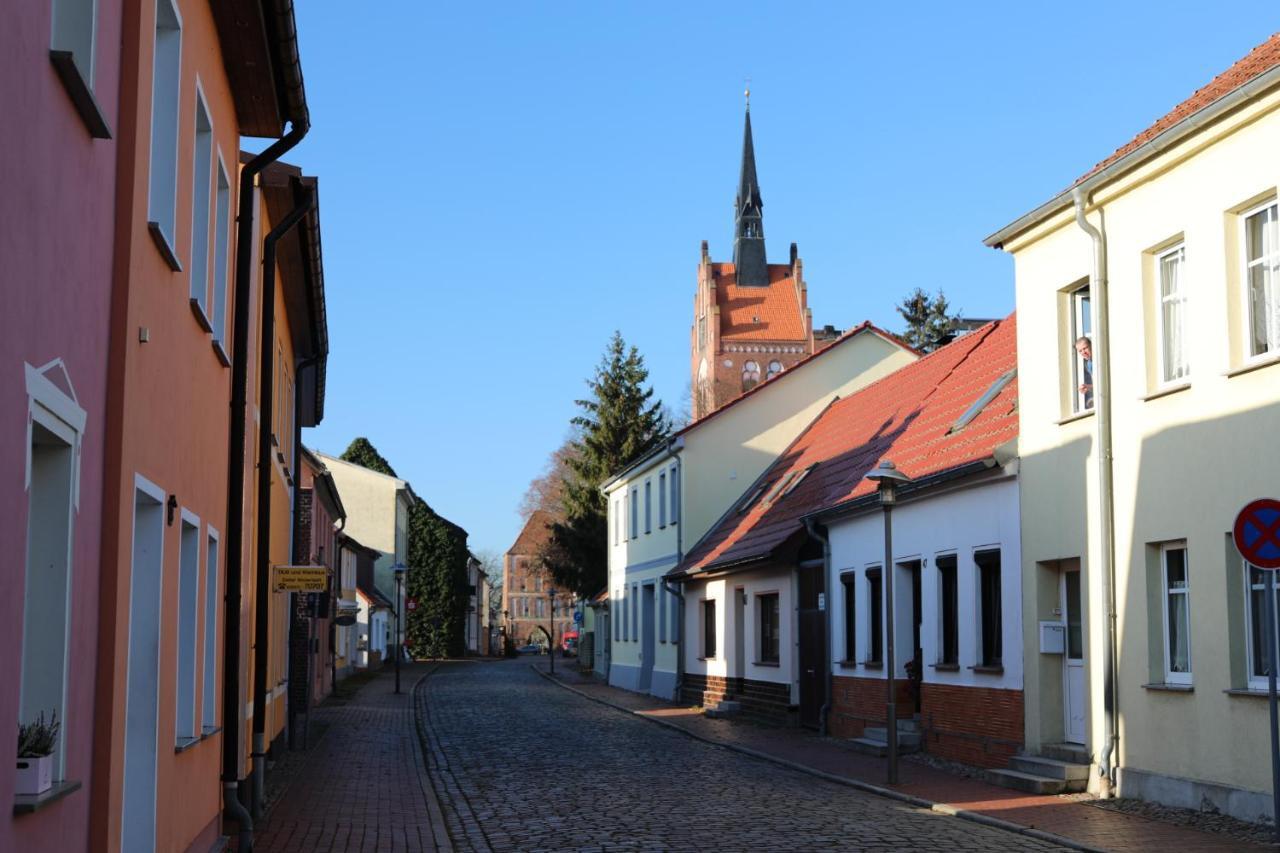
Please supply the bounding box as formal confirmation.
[712,262,806,341]
[1077,32,1280,185]
[678,315,1018,576]
[507,510,555,556]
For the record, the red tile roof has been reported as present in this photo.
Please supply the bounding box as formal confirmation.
[508,510,555,556]
[678,315,1018,576]
[677,320,918,436]
[1077,32,1280,185]
[713,262,806,341]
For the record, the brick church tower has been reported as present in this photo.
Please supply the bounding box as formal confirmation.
[690,98,836,420]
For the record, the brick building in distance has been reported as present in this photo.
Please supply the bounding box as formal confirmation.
[690,97,842,421]
[502,510,574,649]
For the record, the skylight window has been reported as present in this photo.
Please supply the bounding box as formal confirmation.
[949,369,1016,434]
[763,470,797,505]
[737,483,768,514]
[782,464,817,498]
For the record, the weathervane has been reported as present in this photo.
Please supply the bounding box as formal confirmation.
[745,77,751,110]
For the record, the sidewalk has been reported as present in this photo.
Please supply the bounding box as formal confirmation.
[537,662,1267,852]
[251,663,451,852]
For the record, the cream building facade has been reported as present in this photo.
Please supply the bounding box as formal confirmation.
[986,34,1280,820]
[605,325,916,700]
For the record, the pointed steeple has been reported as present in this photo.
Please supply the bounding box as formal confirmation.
[733,93,768,287]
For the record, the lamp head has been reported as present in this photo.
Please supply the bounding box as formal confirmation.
[864,460,911,506]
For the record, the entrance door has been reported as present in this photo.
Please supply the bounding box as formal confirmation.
[640,584,655,691]
[123,484,165,853]
[1062,567,1086,744]
[798,564,826,729]
[733,587,746,684]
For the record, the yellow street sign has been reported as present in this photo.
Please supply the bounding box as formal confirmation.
[274,565,329,592]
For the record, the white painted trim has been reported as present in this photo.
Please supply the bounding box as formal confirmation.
[25,359,87,507]
[1159,540,1193,685]
[1240,198,1280,364]
[1154,242,1189,387]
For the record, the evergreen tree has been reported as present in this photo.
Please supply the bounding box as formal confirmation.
[544,333,670,596]
[896,287,957,352]
[339,437,469,659]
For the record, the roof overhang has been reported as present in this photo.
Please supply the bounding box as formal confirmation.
[600,436,684,493]
[984,63,1280,250]
[805,459,1004,528]
[211,0,309,138]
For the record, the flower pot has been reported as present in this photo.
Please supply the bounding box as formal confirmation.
[15,755,52,796]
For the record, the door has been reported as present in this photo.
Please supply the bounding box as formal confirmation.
[640,584,655,691]
[733,587,746,683]
[1062,567,1086,744]
[909,560,923,714]
[798,564,826,729]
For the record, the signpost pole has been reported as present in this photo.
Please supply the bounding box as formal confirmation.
[1268,571,1280,843]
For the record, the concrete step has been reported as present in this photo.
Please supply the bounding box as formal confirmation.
[862,727,922,748]
[1010,755,1089,782]
[705,700,741,718]
[849,737,888,757]
[986,768,1072,795]
[1041,742,1090,765]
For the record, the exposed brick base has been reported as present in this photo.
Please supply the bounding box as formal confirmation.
[830,675,1022,768]
[682,673,792,725]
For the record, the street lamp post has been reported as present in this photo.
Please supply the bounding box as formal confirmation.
[548,588,557,676]
[865,460,911,785]
[393,563,406,695]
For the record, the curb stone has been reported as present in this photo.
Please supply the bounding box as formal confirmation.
[532,665,1104,853]
[410,665,455,853]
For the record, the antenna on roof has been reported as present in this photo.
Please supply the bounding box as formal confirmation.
[744,77,751,110]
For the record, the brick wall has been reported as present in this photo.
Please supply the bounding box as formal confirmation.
[682,674,791,725]
[829,674,912,739]
[919,682,1023,768]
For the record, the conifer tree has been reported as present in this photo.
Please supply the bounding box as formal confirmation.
[544,333,670,596]
[896,287,957,352]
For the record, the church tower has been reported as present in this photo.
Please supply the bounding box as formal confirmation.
[690,95,819,421]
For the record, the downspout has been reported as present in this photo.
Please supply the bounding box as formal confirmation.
[1072,187,1119,797]
[251,184,315,819]
[221,118,308,852]
[805,517,833,736]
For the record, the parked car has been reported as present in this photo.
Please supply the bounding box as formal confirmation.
[515,643,543,655]
[561,633,579,657]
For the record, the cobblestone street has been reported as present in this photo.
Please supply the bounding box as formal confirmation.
[417,660,1067,852]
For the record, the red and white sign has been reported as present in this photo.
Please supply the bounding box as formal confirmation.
[1234,499,1280,570]
[406,597,419,612]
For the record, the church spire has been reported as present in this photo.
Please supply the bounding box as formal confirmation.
[733,93,768,287]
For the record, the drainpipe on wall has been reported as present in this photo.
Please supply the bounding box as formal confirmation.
[221,123,308,853]
[251,183,315,820]
[804,517,833,736]
[1072,187,1120,797]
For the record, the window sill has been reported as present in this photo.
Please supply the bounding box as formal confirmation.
[148,222,182,271]
[1225,688,1275,699]
[1141,382,1190,402]
[930,662,961,672]
[970,664,1004,675]
[189,298,213,333]
[862,661,884,670]
[1226,353,1280,379]
[1056,410,1094,426]
[202,725,222,737]
[1142,682,1193,693]
[13,779,82,815]
[212,339,231,368]
[174,736,202,754]
[697,656,717,662]
[837,659,859,669]
[49,51,111,139]
[753,660,780,668]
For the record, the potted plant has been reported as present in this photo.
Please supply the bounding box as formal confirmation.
[16,711,59,796]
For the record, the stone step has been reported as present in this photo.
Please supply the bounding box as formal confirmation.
[705,700,741,718]
[986,768,1072,795]
[1041,742,1090,765]
[862,727,922,748]
[849,737,888,757]
[1010,755,1089,781]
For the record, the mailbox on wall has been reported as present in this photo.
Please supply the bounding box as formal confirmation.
[1039,621,1066,654]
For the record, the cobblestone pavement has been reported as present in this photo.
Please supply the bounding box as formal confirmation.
[417,660,1068,852]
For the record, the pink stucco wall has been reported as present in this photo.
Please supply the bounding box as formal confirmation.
[0,2,122,850]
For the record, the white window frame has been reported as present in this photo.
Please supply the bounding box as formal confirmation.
[644,479,652,534]
[1242,199,1280,362]
[202,526,220,731]
[51,0,98,87]
[630,487,638,539]
[1246,562,1280,691]
[1160,541,1192,685]
[669,465,679,526]
[210,154,232,352]
[1156,243,1189,386]
[175,509,201,743]
[146,0,183,258]
[658,471,667,528]
[189,85,214,322]
[1070,284,1093,414]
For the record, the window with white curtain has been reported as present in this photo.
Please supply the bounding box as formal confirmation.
[1157,244,1189,384]
[1245,201,1280,359]
[1161,542,1191,684]
[1247,563,1280,690]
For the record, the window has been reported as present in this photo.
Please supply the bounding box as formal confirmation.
[781,464,816,499]
[841,574,856,662]
[614,593,621,641]
[202,528,219,730]
[621,587,628,640]
[630,487,638,539]
[211,160,231,349]
[659,472,667,528]
[1070,284,1093,413]
[702,599,717,658]
[866,568,883,663]
[189,93,214,320]
[937,554,958,665]
[631,584,638,641]
[1245,202,1280,358]
[1161,542,1192,684]
[659,588,666,643]
[976,550,1002,667]
[670,465,679,525]
[613,498,620,545]
[1157,244,1189,384]
[767,360,782,379]
[644,479,652,534]
[764,471,796,505]
[742,360,761,392]
[147,0,182,262]
[758,593,780,664]
[1246,565,1280,689]
[697,314,706,350]
[51,0,97,87]
[176,514,200,743]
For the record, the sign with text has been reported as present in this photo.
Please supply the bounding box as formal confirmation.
[274,565,329,592]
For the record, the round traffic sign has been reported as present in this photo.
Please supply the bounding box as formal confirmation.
[406,598,418,611]
[1234,499,1280,570]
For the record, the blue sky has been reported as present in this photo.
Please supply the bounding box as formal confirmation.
[288,3,1279,558]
